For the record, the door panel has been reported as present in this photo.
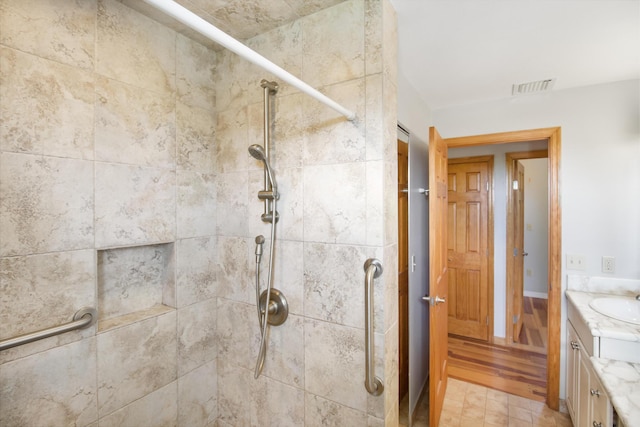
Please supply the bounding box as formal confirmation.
[447,159,490,341]
[428,127,448,427]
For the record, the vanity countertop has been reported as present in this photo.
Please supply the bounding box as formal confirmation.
[566,290,640,342]
[590,357,640,427]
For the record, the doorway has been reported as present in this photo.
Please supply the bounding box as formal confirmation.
[506,151,549,353]
[444,127,561,410]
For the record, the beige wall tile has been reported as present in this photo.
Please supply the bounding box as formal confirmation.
[178,360,218,427]
[96,0,175,94]
[177,298,217,376]
[301,0,365,88]
[97,311,177,416]
[304,319,368,411]
[176,33,216,112]
[305,391,368,426]
[177,103,216,173]
[0,47,95,159]
[0,338,98,427]
[95,77,175,168]
[258,313,304,388]
[0,0,96,69]
[0,153,94,256]
[250,375,305,426]
[176,236,218,308]
[99,381,177,427]
[95,163,176,248]
[216,298,254,370]
[303,163,367,245]
[216,172,249,237]
[176,170,217,238]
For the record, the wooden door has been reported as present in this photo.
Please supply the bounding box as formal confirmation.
[512,161,525,342]
[397,139,409,400]
[428,127,448,427]
[446,158,490,341]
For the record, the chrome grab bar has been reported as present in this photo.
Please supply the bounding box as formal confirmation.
[364,258,384,396]
[0,307,97,351]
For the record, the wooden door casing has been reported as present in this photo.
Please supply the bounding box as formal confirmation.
[446,157,492,342]
[428,127,449,427]
[397,139,409,401]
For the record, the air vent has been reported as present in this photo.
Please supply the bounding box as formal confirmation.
[511,78,556,96]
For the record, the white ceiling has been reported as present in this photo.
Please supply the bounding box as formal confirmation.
[390,0,640,110]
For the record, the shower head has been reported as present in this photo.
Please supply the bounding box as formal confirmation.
[248,144,266,161]
[248,144,277,193]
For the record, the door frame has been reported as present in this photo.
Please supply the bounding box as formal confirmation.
[505,150,548,348]
[445,127,561,410]
[447,155,495,342]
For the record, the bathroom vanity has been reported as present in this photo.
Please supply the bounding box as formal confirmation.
[565,279,640,427]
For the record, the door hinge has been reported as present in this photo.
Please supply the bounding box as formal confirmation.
[513,248,518,257]
[486,181,489,192]
[513,315,519,324]
[486,316,489,325]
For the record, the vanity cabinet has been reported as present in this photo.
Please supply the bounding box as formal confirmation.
[567,320,613,427]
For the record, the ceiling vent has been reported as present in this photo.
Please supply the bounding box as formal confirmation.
[511,78,556,96]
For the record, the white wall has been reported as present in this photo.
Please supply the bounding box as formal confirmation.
[433,79,640,399]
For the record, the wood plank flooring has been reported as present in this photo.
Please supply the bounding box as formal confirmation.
[448,335,547,402]
[514,297,548,353]
[447,297,549,402]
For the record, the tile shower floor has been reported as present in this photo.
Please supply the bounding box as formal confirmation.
[399,378,573,426]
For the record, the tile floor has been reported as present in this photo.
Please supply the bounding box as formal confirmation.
[400,378,573,427]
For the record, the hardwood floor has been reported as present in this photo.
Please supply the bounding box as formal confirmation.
[447,297,549,402]
[448,335,547,402]
[514,297,548,353]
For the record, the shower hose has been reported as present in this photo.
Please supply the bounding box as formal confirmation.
[254,198,277,378]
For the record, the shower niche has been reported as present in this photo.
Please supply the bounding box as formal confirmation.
[97,243,175,332]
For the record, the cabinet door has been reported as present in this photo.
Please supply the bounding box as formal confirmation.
[578,348,593,425]
[589,370,612,427]
[566,322,580,425]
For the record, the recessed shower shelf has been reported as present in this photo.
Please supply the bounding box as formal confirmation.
[97,243,176,332]
[98,304,174,333]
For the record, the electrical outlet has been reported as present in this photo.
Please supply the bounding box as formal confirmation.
[567,254,586,270]
[602,256,615,273]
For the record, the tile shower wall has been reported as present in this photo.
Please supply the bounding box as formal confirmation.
[213,0,398,425]
[0,0,218,426]
[0,0,397,426]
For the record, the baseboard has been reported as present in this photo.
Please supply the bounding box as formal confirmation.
[492,336,507,346]
[523,290,548,299]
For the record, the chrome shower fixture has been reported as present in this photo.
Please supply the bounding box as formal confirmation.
[248,143,279,224]
[248,144,278,197]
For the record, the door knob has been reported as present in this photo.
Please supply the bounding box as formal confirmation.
[522,252,529,256]
[422,295,446,306]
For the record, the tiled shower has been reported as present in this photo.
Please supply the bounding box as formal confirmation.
[0,0,398,425]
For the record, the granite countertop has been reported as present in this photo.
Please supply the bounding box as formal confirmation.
[566,290,640,342]
[590,357,640,427]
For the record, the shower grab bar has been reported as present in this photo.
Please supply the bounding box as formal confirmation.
[0,307,97,351]
[364,259,384,396]
[142,0,356,121]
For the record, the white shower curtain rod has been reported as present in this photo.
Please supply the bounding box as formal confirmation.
[142,0,357,121]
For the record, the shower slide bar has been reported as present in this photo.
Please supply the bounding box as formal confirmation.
[364,258,384,396]
[0,307,97,351]
[142,0,357,121]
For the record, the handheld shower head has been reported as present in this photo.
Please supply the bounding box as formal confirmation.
[248,144,277,193]
[248,144,267,161]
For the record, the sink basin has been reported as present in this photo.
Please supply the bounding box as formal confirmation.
[589,297,640,325]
